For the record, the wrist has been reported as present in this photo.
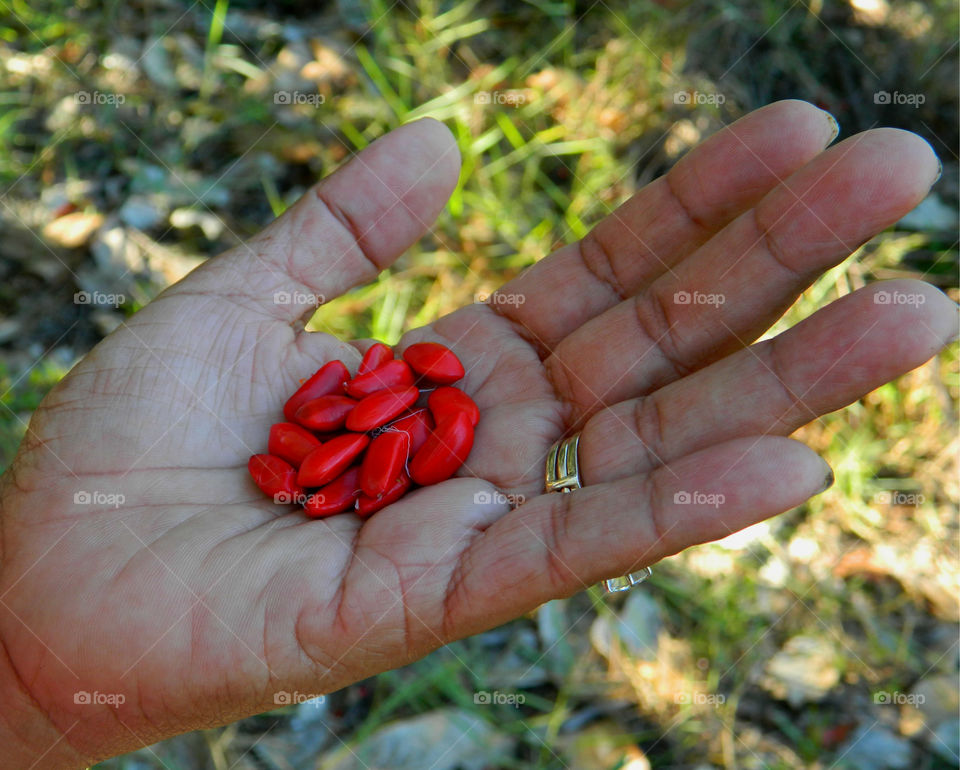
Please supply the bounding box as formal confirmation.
[0,636,87,769]
[0,481,86,769]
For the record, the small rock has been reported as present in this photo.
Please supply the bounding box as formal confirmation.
[169,207,224,240]
[318,708,512,770]
[591,590,662,661]
[119,195,166,230]
[761,635,839,707]
[898,194,957,232]
[42,211,103,248]
[141,36,177,90]
[558,722,651,770]
[90,310,124,336]
[537,599,575,673]
[90,221,147,277]
[0,319,22,344]
[835,723,911,770]
[930,719,959,763]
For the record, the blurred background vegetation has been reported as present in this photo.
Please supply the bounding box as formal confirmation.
[0,0,957,768]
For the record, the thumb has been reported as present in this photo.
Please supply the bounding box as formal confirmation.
[169,118,461,321]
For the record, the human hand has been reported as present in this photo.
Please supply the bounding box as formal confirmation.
[0,101,954,766]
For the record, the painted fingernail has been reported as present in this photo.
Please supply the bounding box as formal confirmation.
[822,110,840,144]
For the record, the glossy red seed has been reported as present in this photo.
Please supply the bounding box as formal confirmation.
[297,433,370,487]
[268,422,322,466]
[304,467,362,517]
[383,409,434,454]
[357,342,394,376]
[360,431,410,498]
[283,360,350,421]
[248,454,304,502]
[356,471,411,517]
[427,387,479,427]
[402,342,465,385]
[345,386,419,432]
[408,412,474,486]
[344,359,414,399]
[294,395,357,432]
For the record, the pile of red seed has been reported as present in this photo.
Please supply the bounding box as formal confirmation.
[248,341,477,518]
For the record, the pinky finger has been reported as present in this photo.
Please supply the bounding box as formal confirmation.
[442,436,832,638]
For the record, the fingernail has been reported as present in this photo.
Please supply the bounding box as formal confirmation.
[822,110,840,145]
[932,156,942,184]
[817,463,835,494]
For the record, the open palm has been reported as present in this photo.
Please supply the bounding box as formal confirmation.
[0,102,954,766]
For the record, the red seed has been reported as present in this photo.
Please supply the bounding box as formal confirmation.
[346,386,419,432]
[402,342,465,385]
[297,433,370,487]
[360,431,410,498]
[427,387,480,427]
[304,467,362,517]
[408,412,474,486]
[357,342,394,376]
[248,454,304,502]
[283,361,349,421]
[294,395,357,432]
[356,471,411,517]
[383,409,434,454]
[344,359,414,399]
[268,422,322,467]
